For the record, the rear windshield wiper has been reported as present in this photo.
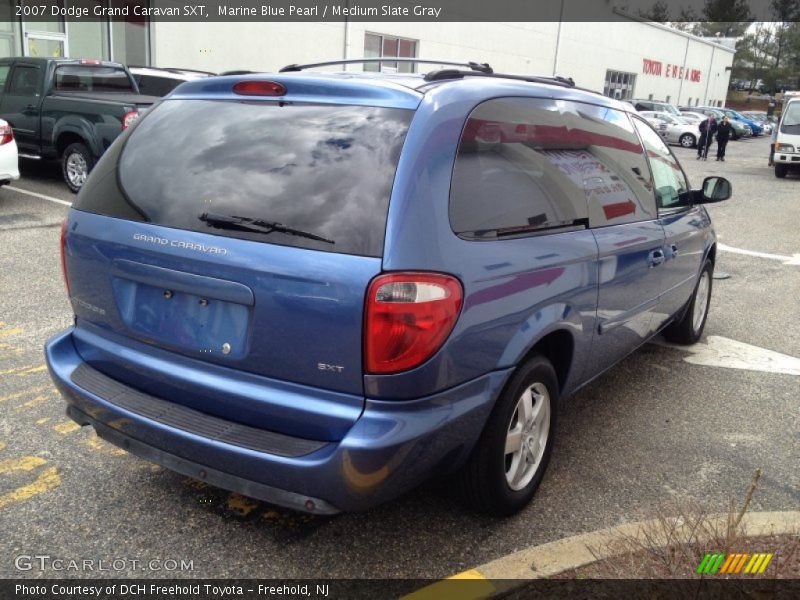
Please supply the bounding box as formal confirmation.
[199,213,335,244]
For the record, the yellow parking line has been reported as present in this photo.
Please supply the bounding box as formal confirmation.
[0,327,23,338]
[0,466,61,510]
[19,365,47,375]
[35,417,51,426]
[0,385,50,403]
[53,421,81,435]
[83,436,106,452]
[401,571,494,600]
[0,441,5,452]
[0,456,48,474]
[16,395,50,411]
[0,364,37,376]
[0,365,47,376]
[226,493,260,517]
[0,348,24,358]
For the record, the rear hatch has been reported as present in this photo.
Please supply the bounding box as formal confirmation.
[64,79,417,439]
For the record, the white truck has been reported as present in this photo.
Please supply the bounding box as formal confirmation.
[774,92,800,178]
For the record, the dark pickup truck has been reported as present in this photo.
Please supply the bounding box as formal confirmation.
[0,57,158,192]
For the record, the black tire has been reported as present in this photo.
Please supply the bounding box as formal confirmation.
[731,130,740,141]
[459,355,558,517]
[774,164,788,179]
[62,142,94,194]
[663,260,713,345]
[679,133,696,148]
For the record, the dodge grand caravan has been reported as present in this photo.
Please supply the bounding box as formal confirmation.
[45,58,731,517]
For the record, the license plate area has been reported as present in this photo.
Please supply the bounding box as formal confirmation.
[112,278,250,358]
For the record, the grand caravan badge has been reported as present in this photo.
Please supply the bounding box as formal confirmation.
[133,233,228,255]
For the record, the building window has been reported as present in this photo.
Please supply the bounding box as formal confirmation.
[665,95,671,103]
[8,1,149,65]
[364,33,417,73]
[648,93,654,100]
[603,70,636,101]
[687,97,692,105]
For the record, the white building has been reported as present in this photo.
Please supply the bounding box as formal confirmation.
[1,6,735,107]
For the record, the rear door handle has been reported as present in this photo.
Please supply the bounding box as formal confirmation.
[648,249,665,267]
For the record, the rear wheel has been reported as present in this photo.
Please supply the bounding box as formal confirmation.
[460,355,558,517]
[663,260,713,345]
[775,164,788,179]
[679,133,696,148]
[62,142,94,193]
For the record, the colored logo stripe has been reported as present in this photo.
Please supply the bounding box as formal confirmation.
[697,553,774,575]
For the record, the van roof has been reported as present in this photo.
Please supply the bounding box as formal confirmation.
[170,68,630,113]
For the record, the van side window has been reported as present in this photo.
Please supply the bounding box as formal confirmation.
[0,66,10,92]
[559,101,657,226]
[449,97,589,239]
[631,116,690,209]
[8,66,41,96]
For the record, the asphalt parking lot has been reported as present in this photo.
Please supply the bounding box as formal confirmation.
[0,136,797,579]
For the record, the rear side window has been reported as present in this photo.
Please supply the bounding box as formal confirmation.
[78,99,412,257]
[450,98,589,239]
[8,66,41,95]
[450,97,657,239]
[54,66,135,93]
[0,65,10,91]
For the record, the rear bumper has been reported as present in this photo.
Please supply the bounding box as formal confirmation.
[46,327,511,513]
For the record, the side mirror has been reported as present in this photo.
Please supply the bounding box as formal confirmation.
[700,176,732,203]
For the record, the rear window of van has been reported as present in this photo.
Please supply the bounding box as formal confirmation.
[77,99,412,257]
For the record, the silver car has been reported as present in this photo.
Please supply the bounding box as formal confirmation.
[640,111,701,148]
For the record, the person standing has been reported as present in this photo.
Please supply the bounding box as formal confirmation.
[768,122,778,166]
[716,116,733,161]
[697,113,718,160]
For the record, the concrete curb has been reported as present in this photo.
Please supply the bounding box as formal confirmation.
[474,510,799,579]
[403,511,800,599]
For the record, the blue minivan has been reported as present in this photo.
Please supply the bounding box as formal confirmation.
[46,59,731,516]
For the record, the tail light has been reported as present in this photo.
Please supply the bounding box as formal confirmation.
[60,219,71,296]
[122,111,139,130]
[0,124,14,145]
[365,272,463,374]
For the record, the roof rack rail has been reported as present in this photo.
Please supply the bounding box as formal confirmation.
[423,69,575,88]
[279,57,493,74]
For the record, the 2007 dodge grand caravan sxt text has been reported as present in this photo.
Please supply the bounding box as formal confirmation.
[45,59,732,516]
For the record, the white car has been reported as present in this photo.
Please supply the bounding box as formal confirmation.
[640,111,701,148]
[0,118,20,187]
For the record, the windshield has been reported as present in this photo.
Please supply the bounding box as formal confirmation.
[781,102,800,132]
[54,65,135,93]
[782,102,800,126]
[107,99,413,257]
